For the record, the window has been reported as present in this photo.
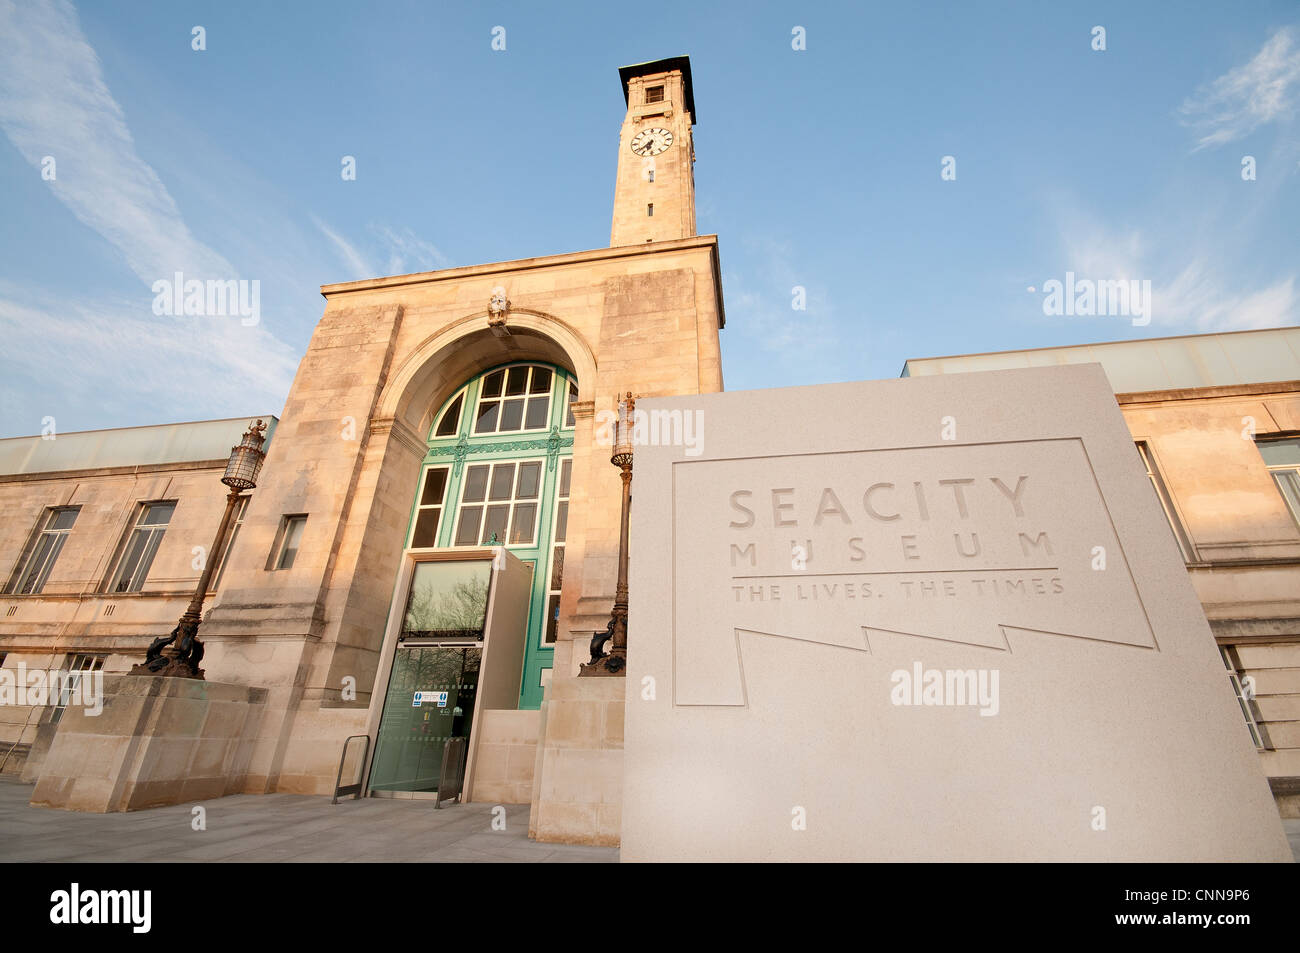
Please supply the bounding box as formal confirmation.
[1220,646,1267,749]
[8,507,79,595]
[544,459,573,644]
[1257,437,1300,529]
[564,380,578,428]
[1135,443,1194,561]
[453,460,543,547]
[210,496,249,591]
[274,516,307,570]
[109,502,175,593]
[410,467,450,548]
[400,560,492,642]
[434,391,464,438]
[645,85,664,104]
[647,169,655,183]
[647,203,654,217]
[51,653,105,725]
[473,365,552,435]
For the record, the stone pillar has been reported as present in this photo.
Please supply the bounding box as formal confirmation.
[197,302,406,794]
[528,675,624,845]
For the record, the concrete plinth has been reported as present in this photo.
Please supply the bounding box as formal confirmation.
[528,675,625,846]
[471,709,541,804]
[30,674,267,813]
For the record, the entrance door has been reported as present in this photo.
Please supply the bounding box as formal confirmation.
[368,557,494,795]
[369,643,481,794]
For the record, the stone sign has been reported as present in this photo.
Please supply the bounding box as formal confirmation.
[623,365,1291,861]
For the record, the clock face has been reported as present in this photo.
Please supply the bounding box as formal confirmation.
[630,127,673,157]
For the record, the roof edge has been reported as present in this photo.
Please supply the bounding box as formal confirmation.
[619,55,695,122]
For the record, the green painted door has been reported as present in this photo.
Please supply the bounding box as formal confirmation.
[403,362,576,709]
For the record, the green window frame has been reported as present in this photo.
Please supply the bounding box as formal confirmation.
[406,361,578,708]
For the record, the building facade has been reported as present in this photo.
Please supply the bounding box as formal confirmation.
[0,417,278,779]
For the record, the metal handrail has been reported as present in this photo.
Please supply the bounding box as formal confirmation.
[330,734,371,804]
[434,736,468,809]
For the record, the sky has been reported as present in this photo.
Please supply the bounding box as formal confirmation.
[1,0,1298,438]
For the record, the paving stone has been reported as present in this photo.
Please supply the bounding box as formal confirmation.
[0,777,617,863]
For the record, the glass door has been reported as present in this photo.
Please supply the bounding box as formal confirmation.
[368,558,493,795]
[369,644,481,794]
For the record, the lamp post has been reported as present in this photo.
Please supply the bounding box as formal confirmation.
[581,393,634,677]
[133,420,268,679]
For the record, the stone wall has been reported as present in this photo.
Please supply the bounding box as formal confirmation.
[1118,384,1300,793]
[528,676,624,846]
[30,674,266,812]
[469,709,540,804]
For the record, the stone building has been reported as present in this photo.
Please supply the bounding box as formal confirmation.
[0,417,278,781]
[2,57,718,842]
[1,57,1295,841]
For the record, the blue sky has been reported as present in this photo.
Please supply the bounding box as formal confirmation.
[1,0,1298,437]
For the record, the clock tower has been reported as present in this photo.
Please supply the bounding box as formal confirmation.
[610,56,697,247]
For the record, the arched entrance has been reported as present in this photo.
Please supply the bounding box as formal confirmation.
[403,361,577,707]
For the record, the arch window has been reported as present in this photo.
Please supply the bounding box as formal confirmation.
[473,365,553,435]
[564,379,578,428]
[407,361,578,709]
[433,391,464,438]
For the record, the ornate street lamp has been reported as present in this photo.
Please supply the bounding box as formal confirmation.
[133,420,268,679]
[581,393,634,677]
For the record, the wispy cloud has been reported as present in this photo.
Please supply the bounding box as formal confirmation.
[1159,261,1295,331]
[727,237,832,358]
[0,0,232,281]
[1040,34,1300,335]
[1180,26,1300,151]
[313,219,450,281]
[313,216,376,280]
[1055,213,1297,331]
[373,225,449,275]
[0,0,298,431]
[720,236,847,388]
[0,281,298,426]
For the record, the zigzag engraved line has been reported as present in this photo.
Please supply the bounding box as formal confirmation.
[674,623,1155,709]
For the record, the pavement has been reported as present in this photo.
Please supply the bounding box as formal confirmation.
[0,777,617,863]
[2,777,1296,862]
